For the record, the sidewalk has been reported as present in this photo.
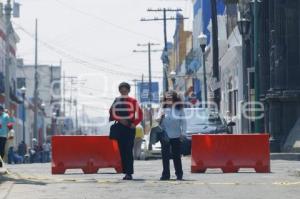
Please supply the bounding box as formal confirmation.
[0,156,8,175]
[271,153,300,161]
[0,166,10,199]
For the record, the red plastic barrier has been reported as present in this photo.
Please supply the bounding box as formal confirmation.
[191,134,270,173]
[51,136,122,174]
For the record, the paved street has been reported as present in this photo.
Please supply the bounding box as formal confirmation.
[1,158,300,199]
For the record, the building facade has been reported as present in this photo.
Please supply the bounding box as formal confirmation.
[16,60,62,146]
[167,13,192,97]
[0,3,23,148]
[255,0,300,152]
[218,0,300,150]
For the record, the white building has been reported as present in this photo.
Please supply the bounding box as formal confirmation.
[0,2,22,147]
[16,59,62,145]
[191,1,246,133]
[191,0,227,105]
[219,27,243,134]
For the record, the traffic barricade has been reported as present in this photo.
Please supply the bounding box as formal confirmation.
[51,135,122,174]
[191,134,270,173]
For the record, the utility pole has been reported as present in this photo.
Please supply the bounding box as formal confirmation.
[253,0,261,133]
[33,19,39,141]
[82,104,85,133]
[141,8,188,92]
[4,0,12,110]
[65,77,85,134]
[141,74,144,107]
[210,0,221,109]
[62,76,77,117]
[74,99,78,134]
[132,79,139,99]
[133,43,161,128]
[69,79,74,117]
[62,71,66,117]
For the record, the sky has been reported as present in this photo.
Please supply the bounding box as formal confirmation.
[13,0,193,117]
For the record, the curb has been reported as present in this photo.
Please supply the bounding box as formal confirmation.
[271,153,300,161]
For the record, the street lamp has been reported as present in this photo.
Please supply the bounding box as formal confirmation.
[198,32,208,105]
[20,86,26,142]
[169,70,176,90]
[238,18,250,36]
[238,17,251,133]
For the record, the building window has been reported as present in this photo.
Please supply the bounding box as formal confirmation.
[247,70,254,90]
[17,78,26,89]
[228,89,238,116]
[228,91,232,115]
[233,90,238,116]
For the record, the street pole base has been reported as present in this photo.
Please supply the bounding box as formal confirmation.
[270,138,281,153]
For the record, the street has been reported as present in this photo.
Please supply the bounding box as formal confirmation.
[1,158,300,199]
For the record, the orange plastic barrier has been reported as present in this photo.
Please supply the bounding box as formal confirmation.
[191,134,270,173]
[52,136,122,174]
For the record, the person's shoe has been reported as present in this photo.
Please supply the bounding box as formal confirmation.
[160,176,170,181]
[123,174,133,180]
[176,176,183,181]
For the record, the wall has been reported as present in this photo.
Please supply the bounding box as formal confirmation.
[16,62,62,145]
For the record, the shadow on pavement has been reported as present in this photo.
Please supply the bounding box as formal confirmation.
[131,179,146,182]
[192,171,273,175]
[0,175,47,186]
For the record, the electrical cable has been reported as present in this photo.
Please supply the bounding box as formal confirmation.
[54,0,162,42]
[15,23,164,78]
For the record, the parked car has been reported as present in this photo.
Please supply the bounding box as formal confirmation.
[142,108,235,158]
[181,108,236,155]
[140,134,162,160]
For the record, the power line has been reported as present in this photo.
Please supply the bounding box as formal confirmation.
[15,23,164,79]
[141,8,189,92]
[133,42,162,127]
[54,0,161,42]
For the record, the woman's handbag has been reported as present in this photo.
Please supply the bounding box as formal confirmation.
[109,97,128,140]
[149,125,162,144]
[149,115,169,144]
[109,122,120,140]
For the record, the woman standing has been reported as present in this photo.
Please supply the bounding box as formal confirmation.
[157,91,186,181]
[109,82,143,180]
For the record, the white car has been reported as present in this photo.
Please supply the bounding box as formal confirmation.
[140,134,161,160]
